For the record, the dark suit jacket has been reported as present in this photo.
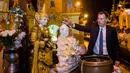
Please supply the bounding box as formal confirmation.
[74,23,120,62]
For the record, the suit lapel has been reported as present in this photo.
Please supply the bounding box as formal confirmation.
[93,24,99,44]
[106,25,109,49]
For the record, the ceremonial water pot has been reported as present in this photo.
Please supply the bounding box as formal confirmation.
[81,55,113,73]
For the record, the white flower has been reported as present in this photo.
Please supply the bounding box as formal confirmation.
[19,15,23,17]
[19,23,21,27]
[14,39,22,48]
[18,32,26,39]
[15,18,18,22]
[8,30,16,36]
[16,7,20,11]
[14,23,16,26]
[0,30,9,37]
[15,13,19,17]
[20,19,23,22]
[13,10,16,13]
[6,21,10,25]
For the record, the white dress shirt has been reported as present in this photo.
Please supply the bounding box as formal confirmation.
[93,26,108,55]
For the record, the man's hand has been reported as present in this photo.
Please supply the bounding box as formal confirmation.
[63,18,74,27]
[115,61,120,67]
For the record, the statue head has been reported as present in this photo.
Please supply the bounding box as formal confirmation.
[39,16,48,26]
[35,3,48,26]
[59,23,69,37]
[35,12,48,26]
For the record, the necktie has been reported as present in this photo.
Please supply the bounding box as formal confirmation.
[99,28,103,55]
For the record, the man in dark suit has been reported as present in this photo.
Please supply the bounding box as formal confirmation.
[64,11,120,67]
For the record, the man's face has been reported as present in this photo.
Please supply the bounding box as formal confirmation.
[97,14,108,27]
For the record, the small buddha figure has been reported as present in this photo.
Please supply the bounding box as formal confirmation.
[111,16,119,28]
[119,7,128,29]
[31,11,53,73]
[115,6,129,29]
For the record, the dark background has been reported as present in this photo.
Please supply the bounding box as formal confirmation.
[82,0,120,24]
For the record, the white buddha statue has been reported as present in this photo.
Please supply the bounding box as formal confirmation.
[56,23,86,73]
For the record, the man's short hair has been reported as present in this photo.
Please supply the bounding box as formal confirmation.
[98,11,109,18]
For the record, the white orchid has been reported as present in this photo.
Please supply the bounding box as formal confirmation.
[6,21,10,25]
[18,32,26,39]
[13,32,26,48]
[0,30,9,37]
[16,7,20,11]
[15,13,19,17]
[14,39,22,48]
[8,30,16,36]
[19,15,23,18]
[0,30,16,37]
[0,29,26,48]
[15,18,19,22]
[20,19,23,22]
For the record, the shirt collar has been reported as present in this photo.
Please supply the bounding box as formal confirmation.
[99,25,106,30]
